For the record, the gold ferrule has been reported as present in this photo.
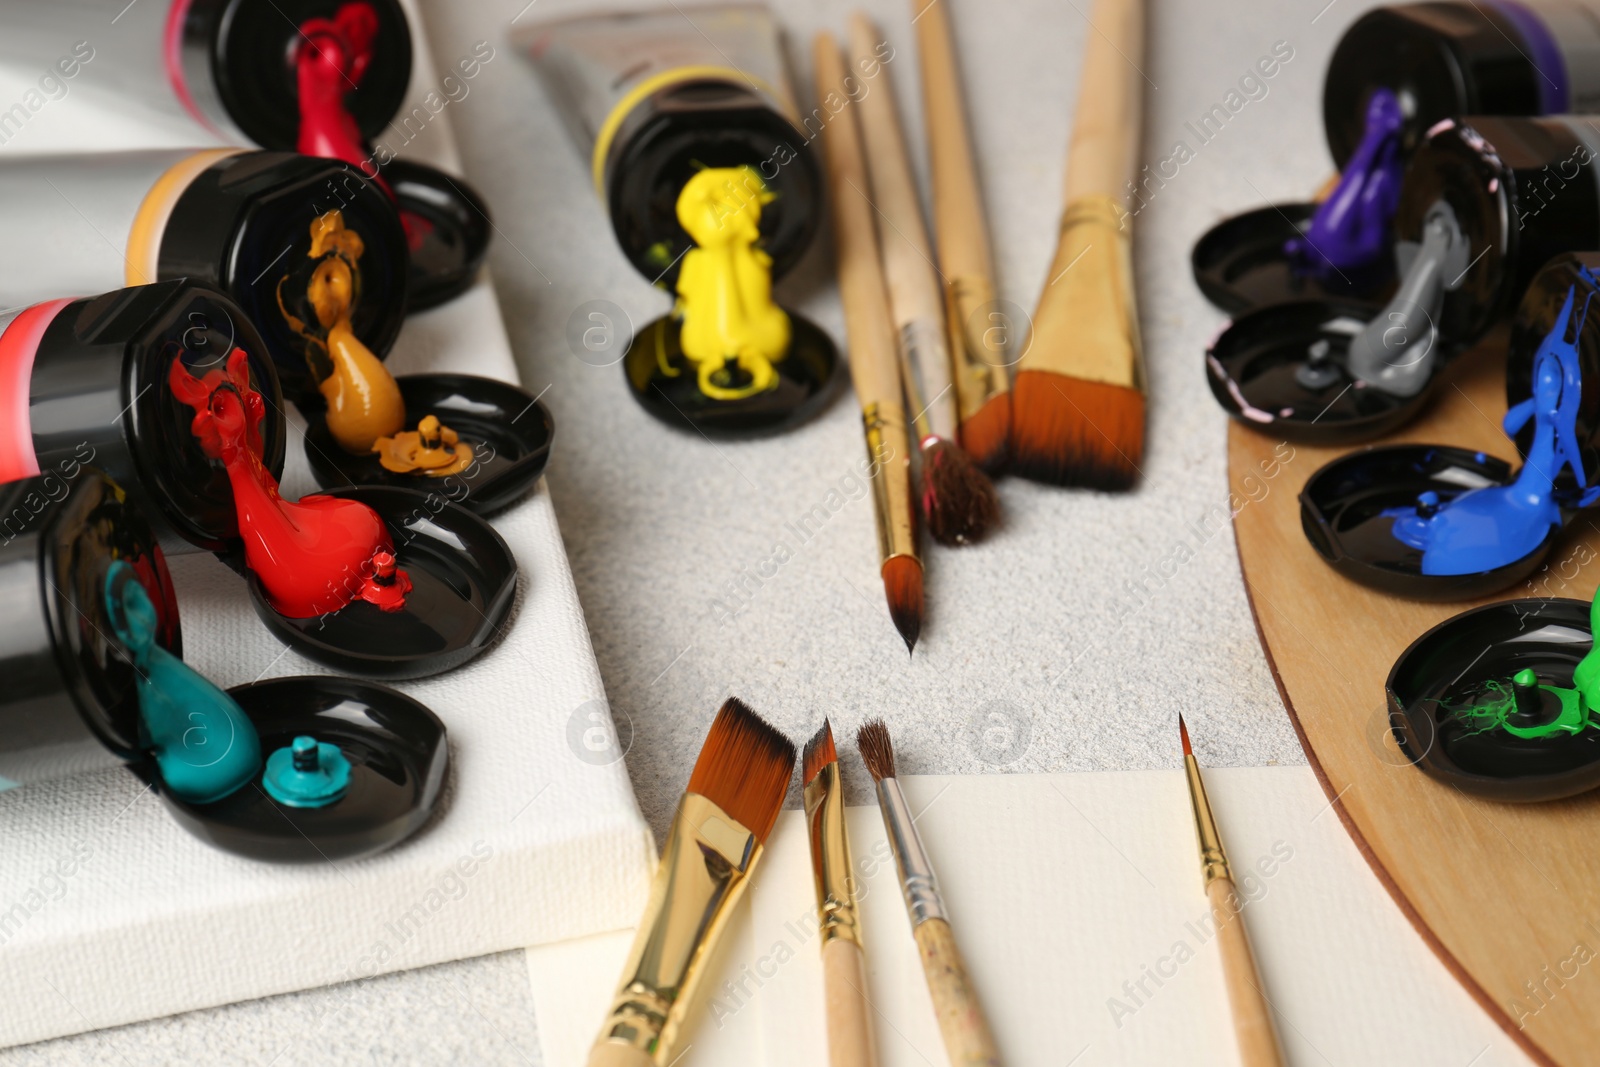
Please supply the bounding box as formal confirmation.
[1023,193,1144,390]
[1184,754,1233,888]
[803,761,862,948]
[861,403,917,565]
[897,317,949,444]
[591,792,763,1063]
[944,274,1010,422]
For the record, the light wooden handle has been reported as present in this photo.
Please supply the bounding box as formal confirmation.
[849,12,956,441]
[851,13,941,329]
[913,918,1002,1066]
[1206,879,1286,1067]
[814,32,906,424]
[913,0,993,282]
[586,1041,655,1067]
[822,938,879,1067]
[816,31,918,563]
[1062,0,1145,204]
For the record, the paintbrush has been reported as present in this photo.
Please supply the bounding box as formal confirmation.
[804,720,878,1067]
[587,698,795,1067]
[1180,716,1286,1067]
[913,0,1012,474]
[849,12,999,547]
[1010,0,1146,490]
[857,720,1001,1066]
[815,31,925,655]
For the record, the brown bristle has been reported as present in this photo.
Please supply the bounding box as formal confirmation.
[855,719,896,782]
[957,392,1011,474]
[686,697,796,843]
[880,554,924,655]
[1179,714,1192,757]
[1008,371,1144,490]
[802,719,837,786]
[919,438,1000,546]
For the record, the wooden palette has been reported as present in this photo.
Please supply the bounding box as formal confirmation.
[1230,341,1600,1067]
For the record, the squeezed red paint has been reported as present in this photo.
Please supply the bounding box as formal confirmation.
[295,2,378,168]
[295,1,431,252]
[169,348,411,619]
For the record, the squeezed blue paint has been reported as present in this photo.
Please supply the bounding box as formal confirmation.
[104,561,261,805]
[262,735,350,809]
[1388,282,1599,574]
[1285,87,1405,278]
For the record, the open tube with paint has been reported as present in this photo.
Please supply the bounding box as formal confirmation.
[1193,0,1600,315]
[1300,253,1600,600]
[0,148,406,395]
[1209,114,1600,442]
[0,149,552,513]
[0,467,449,860]
[0,281,519,678]
[514,5,840,436]
[0,0,487,308]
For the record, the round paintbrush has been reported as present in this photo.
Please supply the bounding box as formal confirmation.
[815,30,925,655]
[848,12,999,547]
[857,720,1001,1065]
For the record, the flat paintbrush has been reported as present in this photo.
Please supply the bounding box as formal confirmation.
[587,699,795,1067]
[1010,0,1146,489]
[815,30,924,654]
[912,0,1012,473]
[804,721,878,1067]
[1180,716,1286,1067]
[858,720,1001,1065]
[849,12,999,546]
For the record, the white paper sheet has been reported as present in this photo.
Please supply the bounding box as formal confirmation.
[528,768,1535,1066]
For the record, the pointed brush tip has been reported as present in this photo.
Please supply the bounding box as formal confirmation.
[1179,715,1192,757]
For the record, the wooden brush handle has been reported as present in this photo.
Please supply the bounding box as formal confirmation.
[1206,879,1286,1067]
[848,12,955,442]
[913,918,1002,1066]
[913,0,993,283]
[1063,0,1145,204]
[586,1042,655,1067]
[822,938,880,1067]
[815,32,904,421]
[815,31,918,564]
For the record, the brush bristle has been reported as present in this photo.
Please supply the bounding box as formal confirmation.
[802,719,837,786]
[1179,715,1192,757]
[880,555,924,655]
[958,392,1011,474]
[687,698,796,843]
[856,719,896,782]
[1009,371,1144,490]
[920,438,1000,546]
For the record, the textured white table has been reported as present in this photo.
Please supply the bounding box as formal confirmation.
[0,0,1550,1062]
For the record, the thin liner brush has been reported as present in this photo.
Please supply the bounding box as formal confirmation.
[587,699,795,1067]
[815,31,925,654]
[857,720,1001,1065]
[1179,716,1285,1067]
[804,721,878,1067]
[849,12,999,546]
[913,0,1012,473]
[1009,0,1146,490]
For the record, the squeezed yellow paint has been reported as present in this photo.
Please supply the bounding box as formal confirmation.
[674,166,789,401]
[278,210,472,471]
[373,414,473,477]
